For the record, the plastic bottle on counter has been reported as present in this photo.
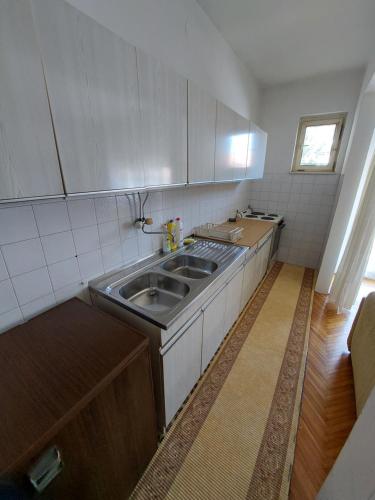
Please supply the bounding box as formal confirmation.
[175,217,184,248]
[167,219,177,251]
[162,224,171,253]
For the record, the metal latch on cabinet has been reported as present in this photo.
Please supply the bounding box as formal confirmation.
[28,446,63,493]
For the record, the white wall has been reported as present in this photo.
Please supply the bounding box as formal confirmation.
[247,69,363,269]
[316,75,375,293]
[318,387,375,500]
[65,0,260,121]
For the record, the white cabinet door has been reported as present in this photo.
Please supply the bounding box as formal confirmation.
[232,114,250,181]
[215,102,249,181]
[201,285,227,373]
[255,235,272,286]
[188,81,216,183]
[137,49,187,187]
[0,0,63,201]
[224,267,244,333]
[215,101,234,181]
[214,102,233,181]
[261,236,272,275]
[254,250,263,288]
[246,123,267,180]
[32,0,144,193]
[240,253,257,310]
[162,313,203,425]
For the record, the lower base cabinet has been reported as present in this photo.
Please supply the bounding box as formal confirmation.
[1,299,158,500]
[161,313,203,425]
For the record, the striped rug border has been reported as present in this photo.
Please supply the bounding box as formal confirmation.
[247,267,315,500]
[131,261,284,499]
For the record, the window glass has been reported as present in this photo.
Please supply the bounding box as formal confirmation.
[300,124,336,166]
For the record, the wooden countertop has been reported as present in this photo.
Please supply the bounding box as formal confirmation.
[226,218,274,248]
[0,298,148,475]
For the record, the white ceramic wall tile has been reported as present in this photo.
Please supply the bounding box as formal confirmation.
[121,237,139,264]
[21,293,56,320]
[67,199,96,229]
[78,250,104,280]
[149,191,163,211]
[116,194,137,220]
[0,206,38,245]
[0,279,19,314]
[119,218,137,240]
[12,268,53,305]
[0,307,23,334]
[138,233,154,258]
[98,220,120,247]
[33,202,70,236]
[94,197,118,223]
[0,250,9,282]
[101,242,123,272]
[48,258,81,291]
[73,225,100,255]
[54,281,86,304]
[41,231,76,265]
[1,238,46,277]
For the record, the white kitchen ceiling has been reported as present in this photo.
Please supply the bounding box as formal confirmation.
[196,0,375,86]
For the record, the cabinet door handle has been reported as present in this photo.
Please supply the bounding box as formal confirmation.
[28,446,63,493]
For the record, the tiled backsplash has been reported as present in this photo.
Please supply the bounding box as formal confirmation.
[248,172,340,269]
[0,182,249,334]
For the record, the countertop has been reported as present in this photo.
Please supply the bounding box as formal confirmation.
[0,298,148,475]
[225,218,274,248]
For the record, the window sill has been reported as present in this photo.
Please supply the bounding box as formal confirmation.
[289,171,338,175]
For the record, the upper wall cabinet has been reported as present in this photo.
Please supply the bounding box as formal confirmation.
[0,0,63,201]
[137,50,187,187]
[214,102,249,182]
[31,0,144,194]
[188,81,216,183]
[246,123,267,179]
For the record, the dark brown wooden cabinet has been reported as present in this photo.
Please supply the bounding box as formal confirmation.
[0,298,157,499]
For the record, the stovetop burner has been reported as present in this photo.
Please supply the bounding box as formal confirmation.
[251,211,265,216]
[268,213,279,217]
[245,214,258,218]
[261,216,275,220]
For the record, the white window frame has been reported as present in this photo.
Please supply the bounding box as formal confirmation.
[291,113,346,173]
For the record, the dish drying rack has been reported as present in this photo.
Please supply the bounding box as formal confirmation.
[194,223,244,243]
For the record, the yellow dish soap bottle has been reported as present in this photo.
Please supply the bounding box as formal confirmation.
[167,219,177,251]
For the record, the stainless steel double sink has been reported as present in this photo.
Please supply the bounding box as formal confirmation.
[90,240,246,329]
[119,254,218,314]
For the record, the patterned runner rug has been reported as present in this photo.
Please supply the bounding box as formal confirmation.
[131,262,315,500]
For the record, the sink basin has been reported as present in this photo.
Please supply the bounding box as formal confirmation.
[161,255,218,279]
[119,272,189,313]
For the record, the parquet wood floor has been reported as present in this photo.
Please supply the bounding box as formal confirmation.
[289,292,358,499]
